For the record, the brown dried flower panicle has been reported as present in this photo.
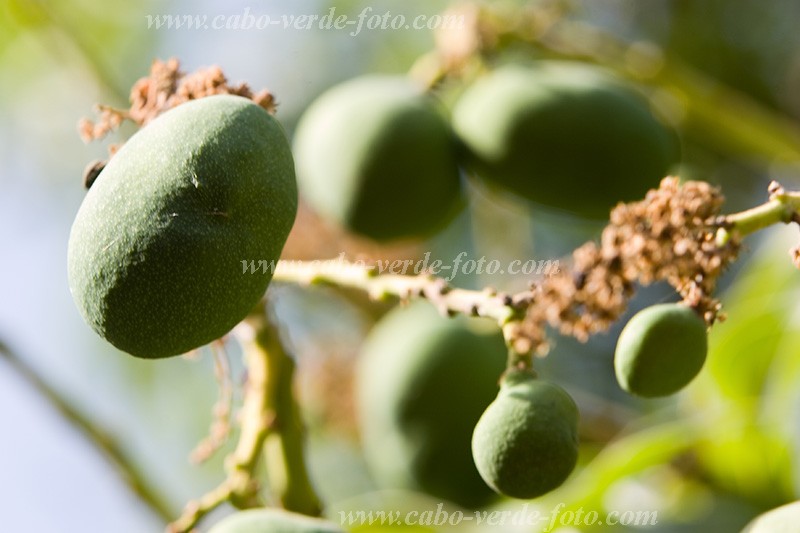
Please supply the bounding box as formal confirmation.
[78,58,276,146]
[521,177,740,352]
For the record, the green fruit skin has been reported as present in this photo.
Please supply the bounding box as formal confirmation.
[293,75,463,241]
[67,95,297,359]
[614,303,708,397]
[471,372,579,499]
[452,61,680,218]
[356,302,507,508]
[208,508,343,533]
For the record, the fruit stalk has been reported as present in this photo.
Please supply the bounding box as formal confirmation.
[716,183,800,245]
[271,265,529,341]
[254,313,322,517]
[168,306,321,532]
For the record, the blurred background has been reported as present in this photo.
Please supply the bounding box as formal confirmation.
[3,0,800,531]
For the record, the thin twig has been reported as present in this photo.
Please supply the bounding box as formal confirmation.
[271,264,531,329]
[0,339,174,522]
[168,324,271,532]
[168,305,322,532]
[190,341,233,464]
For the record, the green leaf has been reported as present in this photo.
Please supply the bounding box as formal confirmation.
[695,420,794,508]
[542,417,701,512]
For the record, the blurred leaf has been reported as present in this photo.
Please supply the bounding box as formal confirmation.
[1,0,157,100]
[761,306,800,428]
[682,229,800,507]
[760,306,800,496]
[4,0,49,28]
[695,229,800,408]
[0,1,21,55]
[666,0,789,109]
[540,418,700,517]
[705,304,785,404]
[695,420,794,508]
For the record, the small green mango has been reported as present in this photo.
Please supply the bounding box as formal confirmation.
[356,301,506,508]
[614,303,708,397]
[471,371,579,499]
[452,61,680,218]
[68,95,297,358]
[208,508,343,533]
[741,501,800,532]
[293,75,463,241]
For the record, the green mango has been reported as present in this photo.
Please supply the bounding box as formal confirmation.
[209,508,343,533]
[452,61,680,218]
[741,500,800,532]
[614,303,708,397]
[68,95,297,359]
[471,371,579,499]
[356,301,507,508]
[293,75,463,241]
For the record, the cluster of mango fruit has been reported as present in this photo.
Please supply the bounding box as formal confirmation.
[66,60,726,530]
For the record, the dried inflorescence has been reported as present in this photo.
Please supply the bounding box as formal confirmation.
[434,3,489,73]
[792,246,800,270]
[522,177,740,352]
[78,58,276,145]
[433,0,569,76]
[189,341,233,464]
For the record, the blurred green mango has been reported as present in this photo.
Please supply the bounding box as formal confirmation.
[356,302,506,508]
[452,61,680,218]
[293,75,463,241]
[209,508,343,533]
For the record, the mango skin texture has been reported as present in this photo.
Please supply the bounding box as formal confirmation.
[208,508,344,533]
[614,303,708,397]
[741,500,800,533]
[68,95,297,359]
[471,372,579,499]
[452,62,680,218]
[293,76,463,241]
[356,302,507,508]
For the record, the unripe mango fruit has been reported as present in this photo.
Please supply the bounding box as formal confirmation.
[68,95,297,358]
[356,302,506,508]
[452,61,680,218]
[293,76,463,241]
[471,371,579,499]
[614,303,708,397]
[208,508,343,533]
[741,501,800,532]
